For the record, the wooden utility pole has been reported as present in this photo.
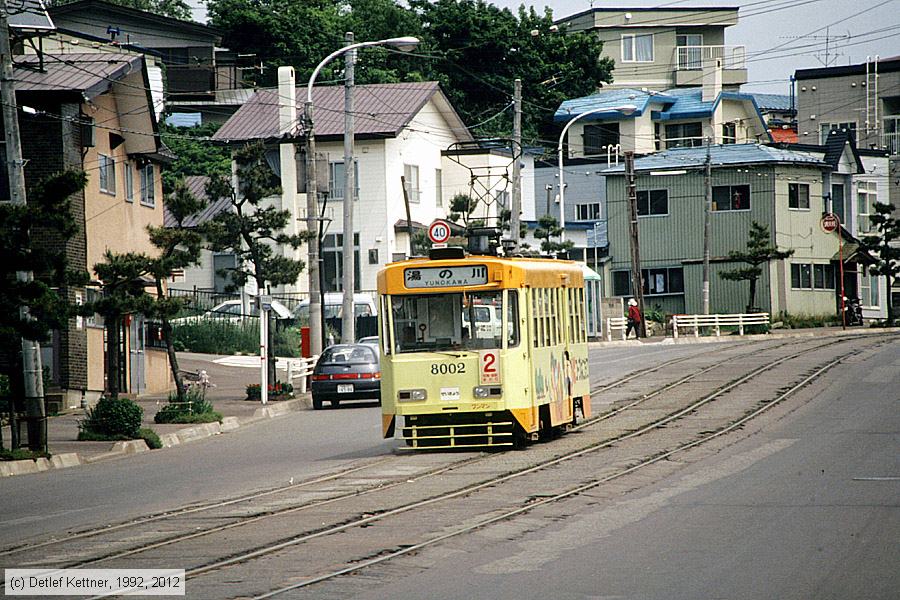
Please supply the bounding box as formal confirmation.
[1,8,46,450]
[702,137,712,314]
[625,151,646,338]
[510,78,522,250]
[341,32,356,343]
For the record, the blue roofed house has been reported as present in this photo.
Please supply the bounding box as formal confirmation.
[602,144,848,319]
[528,62,770,278]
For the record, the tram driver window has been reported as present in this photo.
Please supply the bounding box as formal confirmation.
[390,291,514,353]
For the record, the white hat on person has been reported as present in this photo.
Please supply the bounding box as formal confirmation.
[628,299,637,306]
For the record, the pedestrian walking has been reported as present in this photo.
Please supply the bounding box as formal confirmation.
[626,298,642,339]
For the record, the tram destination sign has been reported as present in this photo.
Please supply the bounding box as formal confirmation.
[405,265,488,288]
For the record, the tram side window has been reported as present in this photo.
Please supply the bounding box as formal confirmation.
[507,291,519,347]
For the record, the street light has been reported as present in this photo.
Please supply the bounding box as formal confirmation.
[304,34,419,350]
[557,104,636,243]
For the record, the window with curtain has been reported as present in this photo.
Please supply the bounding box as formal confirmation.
[329,160,359,200]
[859,270,879,307]
[124,163,134,202]
[622,34,653,62]
[140,164,155,207]
[712,184,750,211]
[99,154,116,195]
[403,164,420,203]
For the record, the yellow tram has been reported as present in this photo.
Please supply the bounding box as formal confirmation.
[376,248,591,449]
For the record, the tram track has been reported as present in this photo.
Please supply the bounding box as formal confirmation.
[5,333,893,600]
[0,338,775,566]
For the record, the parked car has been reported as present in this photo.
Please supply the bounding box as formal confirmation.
[170,299,293,326]
[310,344,381,409]
[358,336,380,349]
[293,293,377,321]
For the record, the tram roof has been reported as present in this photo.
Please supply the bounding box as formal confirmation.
[378,255,585,293]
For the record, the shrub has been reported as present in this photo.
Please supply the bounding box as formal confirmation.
[138,428,163,449]
[154,387,221,424]
[246,381,293,400]
[777,312,842,329]
[171,320,303,357]
[1,448,50,461]
[80,397,143,438]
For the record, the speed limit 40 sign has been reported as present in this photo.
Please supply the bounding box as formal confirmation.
[428,220,452,244]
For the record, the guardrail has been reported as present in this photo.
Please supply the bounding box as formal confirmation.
[284,356,318,393]
[606,316,628,341]
[672,313,769,339]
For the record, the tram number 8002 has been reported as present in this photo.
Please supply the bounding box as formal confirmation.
[431,362,466,375]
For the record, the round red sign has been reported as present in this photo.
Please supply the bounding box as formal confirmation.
[821,213,839,233]
[428,220,452,244]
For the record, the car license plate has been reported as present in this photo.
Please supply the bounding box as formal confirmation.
[337,384,354,393]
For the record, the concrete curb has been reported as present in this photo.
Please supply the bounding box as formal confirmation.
[1,394,312,478]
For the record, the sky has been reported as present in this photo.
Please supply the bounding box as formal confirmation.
[489,0,900,94]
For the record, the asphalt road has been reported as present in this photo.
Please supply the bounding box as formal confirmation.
[0,339,749,546]
[344,339,900,600]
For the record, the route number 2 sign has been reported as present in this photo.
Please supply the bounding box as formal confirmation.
[479,350,501,385]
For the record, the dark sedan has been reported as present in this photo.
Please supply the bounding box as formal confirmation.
[311,344,381,409]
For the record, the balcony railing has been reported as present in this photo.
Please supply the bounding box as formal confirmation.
[883,130,900,156]
[675,45,746,70]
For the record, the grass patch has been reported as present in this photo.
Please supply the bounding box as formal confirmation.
[777,312,842,329]
[76,429,130,442]
[138,428,163,449]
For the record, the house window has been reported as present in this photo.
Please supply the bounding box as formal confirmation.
[812,264,835,290]
[403,164,420,203]
[831,182,845,223]
[722,122,737,144]
[99,154,116,195]
[435,168,443,207]
[622,33,653,62]
[583,123,620,155]
[883,116,900,155]
[139,164,155,206]
[636,189,668,217]
[676,34,703,69]
[576,202,601,221]
[788,183,810,210]
[819,122,856,144]
[124,164,134,203]
[329,160,359,200]
[322,233,360,292]
[790,263,813,289]
[860,270,879,307]
[612,267,683,296]
[665,122,703,148]
[712,184,750,211]
[857,181,876,233]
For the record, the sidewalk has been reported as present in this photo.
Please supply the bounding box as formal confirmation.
[1,353,312,477]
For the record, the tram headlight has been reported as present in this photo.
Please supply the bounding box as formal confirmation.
[473,386,502,398]
[398,389,427,401]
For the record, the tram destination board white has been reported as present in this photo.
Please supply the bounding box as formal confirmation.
[405,265,488,288]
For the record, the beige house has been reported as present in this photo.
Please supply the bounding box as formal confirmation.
[556,6,747,91]
[12,53,172,408]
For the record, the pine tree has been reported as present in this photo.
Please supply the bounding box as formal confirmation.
[719,221,794,313]
[204,142,308,381]
[533,214,574,258]
[858,202,899,325]
[146,180,207,400]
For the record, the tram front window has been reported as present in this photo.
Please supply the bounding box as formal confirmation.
[390,291,517,353]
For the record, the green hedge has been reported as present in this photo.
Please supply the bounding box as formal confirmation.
[172,321,302,357]
[80,397,143,438]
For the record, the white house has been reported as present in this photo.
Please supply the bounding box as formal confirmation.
[198,78,492,294]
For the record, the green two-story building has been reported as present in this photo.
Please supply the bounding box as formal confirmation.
[603,144,841,317]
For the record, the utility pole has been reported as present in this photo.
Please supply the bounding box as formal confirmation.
[304,106,323,356]
[341,31,356,343]
[1,8,46,451]
[510,78,522,250]
[624,151,646,338]
[702,136,712,315]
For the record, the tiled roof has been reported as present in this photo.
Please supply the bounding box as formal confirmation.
[602,143,827,174]
[557,87,764,125]
[164,176,233,229]
[213,81,469,143]
[13,53,144,100]
[749,93,793,111]
[555,88,674,122]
